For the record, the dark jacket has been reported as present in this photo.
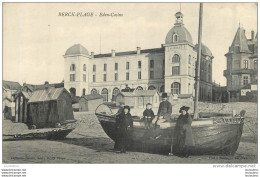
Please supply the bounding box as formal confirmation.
[157,100,172,120]
[116,112,133,130]
[175,113,195,153]
[143,109,155,118]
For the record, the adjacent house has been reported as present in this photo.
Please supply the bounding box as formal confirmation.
[79,94,103,112]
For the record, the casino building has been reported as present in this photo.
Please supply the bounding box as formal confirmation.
[63,11,214,102]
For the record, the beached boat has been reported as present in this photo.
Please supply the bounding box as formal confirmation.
[95,104,245,155]
[3,120,77,141]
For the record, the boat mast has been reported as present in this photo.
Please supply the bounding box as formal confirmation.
[194,3,203,119]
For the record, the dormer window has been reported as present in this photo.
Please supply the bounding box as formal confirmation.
[173,34,178,42]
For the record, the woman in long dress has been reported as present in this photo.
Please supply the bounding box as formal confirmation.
[175,106,195,157]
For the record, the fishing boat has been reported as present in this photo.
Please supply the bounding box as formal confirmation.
[95,3,245,155]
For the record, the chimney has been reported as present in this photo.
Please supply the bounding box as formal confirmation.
[251,30,255,40]
[137,47,141,54]
[44,81,49,90]
[91,52,94,58]
[111,49,116,57]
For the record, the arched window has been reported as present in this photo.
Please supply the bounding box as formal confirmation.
[101,88,108,102]
[172,54,180,63]
[148,85,156,90]
[160,85,164,93]
[171,82,181,94]
[136,86,143,91]
[91,88,98,94]
[189,55,191,64]
[69,87,76,97]
[70,64,76,71]
[83,64,86,71]
[82,89,86,96]
[112,87,120,102]
[173,34,178,42]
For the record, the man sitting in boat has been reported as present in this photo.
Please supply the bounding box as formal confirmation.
[154,93,172,125]
[114,105,133,153]
[175,106,195,158]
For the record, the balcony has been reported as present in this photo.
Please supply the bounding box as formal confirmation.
[223,69,254,76]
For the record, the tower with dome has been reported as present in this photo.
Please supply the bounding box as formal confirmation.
[63,11,214,102]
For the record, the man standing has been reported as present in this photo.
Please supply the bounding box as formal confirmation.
[156,93,172,123]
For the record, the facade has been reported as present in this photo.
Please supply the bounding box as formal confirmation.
[79,94,104,112]
[224,26,258,102]
[64,12,214,102]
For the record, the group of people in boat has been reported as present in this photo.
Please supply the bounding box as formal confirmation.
[113,93,195,157]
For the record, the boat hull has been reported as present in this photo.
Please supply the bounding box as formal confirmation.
[96,113,244,155]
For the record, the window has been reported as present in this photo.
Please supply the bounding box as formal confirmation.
[70,64,76,71]
[115,63,118,70]
[243,76,249,85]
[254,60,258,70]
[189,55,191,64]
[115,73,118,81]
[83,64,86,71]
[136,86,143,91]
[92,75,96,82]
[173,34,178,42]
[234,60,240,69]
[126,72,129,80]
[150,60,154,68]
[243,60,248,69]
[126,62,130,70]
[104,64,107,71]
[171,82,181,94]
[138,71,141,79]
[172,66,180,75]
[138,61,142,69]
[188,66,191,76]
[172,54,180,63]
[93,65,96,72]
[91,88,97,94]
[103,74,107,82]
[150,71,154,79]
[83,74,86,82]
[148,85,156,90]
[101,88,108,102]
[160,85,164,93]
[82,89,86,96]
[70,74,75,81]
[112,87,120,101]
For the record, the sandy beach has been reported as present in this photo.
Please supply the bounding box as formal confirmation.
[2,102,258,164]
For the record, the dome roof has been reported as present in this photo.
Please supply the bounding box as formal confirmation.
[165,25,193,44]
[195,43,213,57]
[65,44,89,56]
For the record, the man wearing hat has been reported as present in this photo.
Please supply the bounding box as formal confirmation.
[156,93,172,122]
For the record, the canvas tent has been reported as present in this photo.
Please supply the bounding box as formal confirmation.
[27,87,74,128]
[14,91,32,123]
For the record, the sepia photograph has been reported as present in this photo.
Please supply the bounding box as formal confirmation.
[2,2,258,166]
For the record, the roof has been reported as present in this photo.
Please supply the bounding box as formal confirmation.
[118,92,135,97]
[94,48,164,58]
[229,27,250,53]
[3,80,21,91]
[165,12,193,45]
[28,87,69,103]
[65,44,89,56]
[195,43,213,57]
[81,94,103,101]
[23,83,64,91]
[135,90,158,97]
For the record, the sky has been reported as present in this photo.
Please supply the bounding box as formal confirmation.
[3,3,257,86]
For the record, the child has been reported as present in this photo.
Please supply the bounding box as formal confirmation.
[143,103,155,129]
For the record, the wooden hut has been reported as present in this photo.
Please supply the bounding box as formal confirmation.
[115,90,160,109]
[79,94,103,112]
[27,87,74,128]
[14,91,32,123]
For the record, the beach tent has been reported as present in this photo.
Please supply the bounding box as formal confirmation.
[27,87,74,128]
[79,94,103,112]
[14,91,32,123]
